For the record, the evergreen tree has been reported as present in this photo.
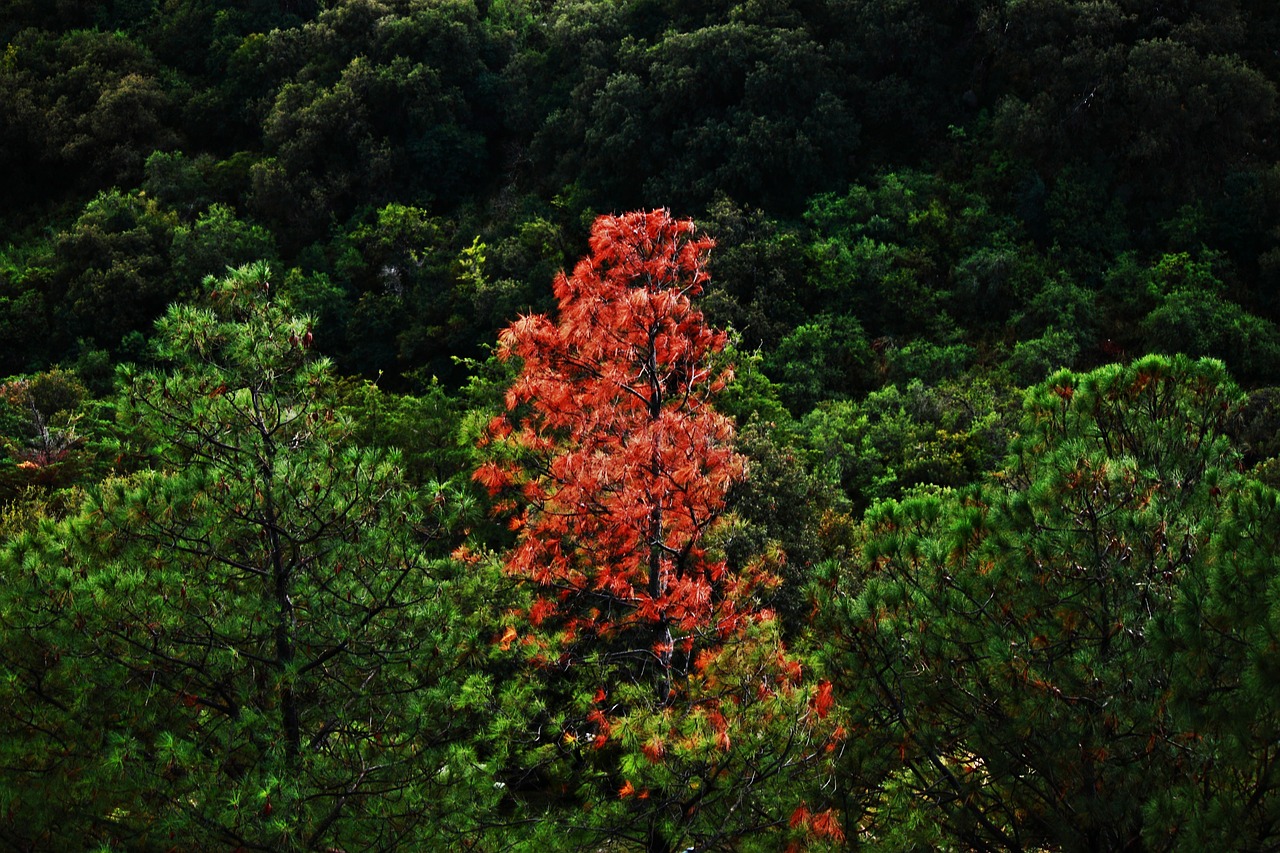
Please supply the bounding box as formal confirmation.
[820,355,1280,850]
[0,263,498,849]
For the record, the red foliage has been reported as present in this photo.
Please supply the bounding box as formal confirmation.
[477,210,753,684]
[812,680,834,720]
[642,733,667,764]
[476,213,841,842]
[810,809,845,842]
[790,803,845,844]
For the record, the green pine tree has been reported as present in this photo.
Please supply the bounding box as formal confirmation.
[0,262,500,850]
[819,355,1280,850]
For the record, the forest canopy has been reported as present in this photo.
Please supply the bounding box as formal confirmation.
[3,0,1280,849]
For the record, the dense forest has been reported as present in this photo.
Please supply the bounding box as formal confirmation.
[3,0,1280,849]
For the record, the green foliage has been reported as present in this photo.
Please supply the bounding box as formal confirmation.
[698,198,808,350]
[0,28,180,199]
[1142,288,1280,379]
[338,375,471,488]
[51,189,179,353]
[2,0,1280,844]
[799,376,1013,511]
[803,171,1027,340]
[0,368,101,505]
[226,0,501,242]
[1006,327,1081,385]
[766,313,874,411]
[1143,477,1280,847]
[316,202,487,379]
[983,0,1276,214]
[0,240,57,374]
[524,11,861,212]
[170,203,277,290]
[0,264,500,849]
[1133,253,1280,380]
[883,337,975,385]
[719,420,833,630]
[820,355,1280,850]
[1230,386,1280,469]
[142,150,219,216]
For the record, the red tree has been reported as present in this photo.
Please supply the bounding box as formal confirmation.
[475,212,841,851]
[476,210,765,696]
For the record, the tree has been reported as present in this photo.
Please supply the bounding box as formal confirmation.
[0,263,498,850]
[819,354,1280,850]
[568,22,860,212]
[241,0,499,242]
[0,368,96,504]
[477,210,746,684]
[0,28,179,202]
[51,189,180,354]
[981,0,1276,217]
[169,203,278,289]
[475,211,841,851]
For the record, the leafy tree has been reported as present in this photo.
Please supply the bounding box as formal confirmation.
[698,198,809,351]
[829,0,982,162]
[1145,478,1280,847]
[142,150,220,217]
[588,22,859,212]
[170,202,278,289]
[1135,253,1280,380]
[475,211,840,851]
[0,240,58,374]
[50,189,180,354]
[338,375,472,488]
[317,202,483,379]
[1006,327,1083,385]
[981,0,1276,216]
[765,312,874,411]
[517,9,861,213]
[0,368,95,504]
[0,28,180,202]
[234,0,501,243]
[719,420,834,633]
[0,263,499,849]
[803,172,1020,338]
[798,375,1012,512]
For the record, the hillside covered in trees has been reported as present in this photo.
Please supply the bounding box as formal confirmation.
[3,0,1280,849]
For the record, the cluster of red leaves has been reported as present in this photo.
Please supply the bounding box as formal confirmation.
[789,804,846,844]
[475,210,752,644]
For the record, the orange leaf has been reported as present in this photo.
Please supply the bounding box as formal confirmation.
[812,680,834,720]
[642,734,666,764]
[811,810,845,842]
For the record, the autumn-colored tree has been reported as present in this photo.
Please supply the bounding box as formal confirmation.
[477,209,749,690]
[475,211,841,851]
